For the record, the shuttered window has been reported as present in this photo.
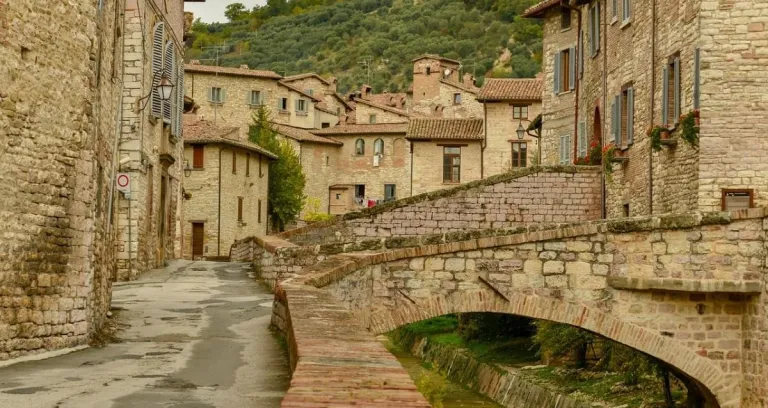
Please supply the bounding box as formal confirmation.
[693,48,701,109]
[662,65,669,125]
[622,0,631,23]
[554,48,574,94]
[208,87,224,103]
[193,145,204,168]
[163,42,174,123]
[662,57,681,125]
[559,135,572,164]
[151,23,165,118]
[237,197,243,222]
[246,154,250,176]
[673,57,681,124]
[278,97,288,111]
[174,63,184,137]
[577,122,587,158]
[553,51,561,94]
[626,88,635,144]
[589,4,600,57]
[611,95,620,145]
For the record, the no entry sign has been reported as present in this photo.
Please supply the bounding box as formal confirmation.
[116,173,131,193]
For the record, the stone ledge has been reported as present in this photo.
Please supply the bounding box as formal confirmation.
[607,276,764,294]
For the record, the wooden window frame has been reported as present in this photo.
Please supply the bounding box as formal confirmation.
[237,197,244,222]
[278,97,288,111]
[561,6,572,30]
[511,142,527,168]
[246,153,250,176]
[721,189,754,211]
[210,87,223,103]
[250,90,261,106]
[355,139,365,155]
[385,184,396,201]
[193,145,204,168]
[513,105,529,119]
[443,146,461,184]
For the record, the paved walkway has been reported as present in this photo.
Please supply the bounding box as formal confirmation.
[0,260,289,408]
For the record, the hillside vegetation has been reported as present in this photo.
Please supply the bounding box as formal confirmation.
[186,0,542,93]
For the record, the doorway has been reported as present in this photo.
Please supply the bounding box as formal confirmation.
[192,222,204,259]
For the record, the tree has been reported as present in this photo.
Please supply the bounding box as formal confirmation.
[248,106,306,231]
[225,3,248,21]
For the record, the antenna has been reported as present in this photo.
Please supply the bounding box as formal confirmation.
[358,58,372,85]
[200,44,230,126]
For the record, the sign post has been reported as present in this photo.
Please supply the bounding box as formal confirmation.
[116,173,131,199]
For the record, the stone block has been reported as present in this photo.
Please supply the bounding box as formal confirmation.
[524,259,543,274]
[445,258,465,271]
[409,258,425,271]
[565,261,591,275]
[425,258,445,271]
[543,261,564,275]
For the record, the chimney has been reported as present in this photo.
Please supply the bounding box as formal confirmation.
[329,77,338,92]
[190,60,201,65]
[239,64,249,70]
[463,73,475,87]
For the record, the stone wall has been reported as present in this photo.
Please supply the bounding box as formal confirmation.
[411,140,484,195]
[484,101,542,176]
[0,0,122,358]
[354,102,409,124]
[410,82,483,120]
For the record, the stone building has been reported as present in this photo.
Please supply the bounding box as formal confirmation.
[280,73,355,121]
[350,97,411,124]
[117,0,189,280]
[477,78,544,175]
[0,0,123,359]
[180,117,276,259]
[407,118,484,195]
[310,124,411,213]
[525,0,768,218]
[410,55,483,119]
[184,63,337,137]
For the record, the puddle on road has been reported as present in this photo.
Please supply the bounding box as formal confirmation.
[2,386,50,395]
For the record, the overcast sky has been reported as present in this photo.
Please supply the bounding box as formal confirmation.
[186,0,266,24]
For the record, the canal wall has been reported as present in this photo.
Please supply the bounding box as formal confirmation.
[392,330,592,408]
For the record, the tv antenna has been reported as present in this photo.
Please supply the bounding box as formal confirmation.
[199,44,230,125]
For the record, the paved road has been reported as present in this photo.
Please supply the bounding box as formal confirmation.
[0,260,290,408]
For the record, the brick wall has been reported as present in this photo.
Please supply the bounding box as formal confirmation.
[0,0,122,359]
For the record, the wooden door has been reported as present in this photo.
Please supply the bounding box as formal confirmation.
[192,223,204,259]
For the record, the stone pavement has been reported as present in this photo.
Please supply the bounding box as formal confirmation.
[0,260,289,408]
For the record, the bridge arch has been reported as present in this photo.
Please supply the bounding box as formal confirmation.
[365,290,736,408]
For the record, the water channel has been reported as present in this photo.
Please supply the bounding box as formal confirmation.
[382,337,502,408]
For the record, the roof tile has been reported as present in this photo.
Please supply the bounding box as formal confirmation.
[311,123,408,135]
[183,116,278,159]
[406,118,484,140]
[477,78,543,101]
[271,122,343,145]
[184,64,282,79]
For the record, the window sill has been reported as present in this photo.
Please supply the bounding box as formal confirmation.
[208,101,224,106]
[620,19,632,29]
[556,90,574,96]
[248,103,263,109]
[560,27,572,33]
[295,111,308,116]
[610,16,618,25]
[443,182,461,185]
[590,51,600,59]
[278,110,290,115]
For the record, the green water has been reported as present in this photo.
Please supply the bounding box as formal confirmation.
[383,338,503,408]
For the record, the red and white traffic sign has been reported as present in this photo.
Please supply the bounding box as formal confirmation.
[116,173,131,193]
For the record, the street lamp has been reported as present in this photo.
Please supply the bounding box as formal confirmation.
[184,161,192,177]
[156,74,174,101]
[516,122,526,140]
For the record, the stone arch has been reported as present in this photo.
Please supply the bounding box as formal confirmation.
[366,290,736,408]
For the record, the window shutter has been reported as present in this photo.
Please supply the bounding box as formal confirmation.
[553,52,561,94]
[623,0,631,21]
[595,3,601,53]
[578,29,584,78]
[295,99,299,111]
[578,122,587,158]
[567,135,572,163]
[151,23,164,118]
[662,66,669,125]
[247,91,252,105]
[589,9,595,56]
[221,88,226,103]
[176,64,184,138]
[627,88,635,144]
[673,57,681,124]
[694,48,700,109]
[163,42,173,122]
[208,87,213,103]
[559,136,564,164]
[612,0,618,18]
[569,46,576,91]
[615,95,622,145]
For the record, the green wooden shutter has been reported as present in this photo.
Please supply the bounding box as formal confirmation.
[569,46,576,91]
[627,88,634,144]
[694,48,700,109]
[673,57,681,124]
[662,66,669,125]
[553,52,561,94]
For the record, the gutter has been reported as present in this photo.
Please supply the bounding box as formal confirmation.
[648,0,656,214]
[601,0,608,219]
[481,104,487,178]
[218,146,223,256]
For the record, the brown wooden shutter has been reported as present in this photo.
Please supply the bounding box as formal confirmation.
[192,223,204,257]
[238,197,243,221]
[193,145,204,168]
[232,151,237,174]
[246,154,250,176]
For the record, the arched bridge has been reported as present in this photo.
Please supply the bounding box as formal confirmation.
[268,209,768,408]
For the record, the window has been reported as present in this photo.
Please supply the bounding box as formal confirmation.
[305,89,314,96]
[249,90,262,106]
[612,0,618,20]
[295,99,307,113]
[443,147,461,183]
[237,197,244,222]
[258,199,262,223]
[561,7,572,30]
[151,23,165,118]
[426,66,431,76]
[336,107,342,115]
[355,184,366,199]
[385,184,396,201]
[513,105,529,119]
[453,93,462,105]
[369,114,377,124]
[559,135,572,165]
[246,154,250,176]
[322,122,330,128]
[623,203,630,217]
[511,142,527,168]
[622,0,631,23]
[278,97,288,111]
[374,138,384,156]
[577,122,587,158]
[355,139,365,155]
[589,3,601,57]
[693,48,701,109]
[662,56,681,126]
[722,189,753,211]
[209,87,224,103]
[611,87,634,147]
[553,47,575,94]
[232,151,237,174]
[193,145,204,168]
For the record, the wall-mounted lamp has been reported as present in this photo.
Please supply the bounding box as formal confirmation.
[184,161,192,177]
[516,121,526,140]
[137,70,175,112]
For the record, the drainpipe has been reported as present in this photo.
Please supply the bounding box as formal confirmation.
[218,146,223,256]
[481,104,487,178]
[648,0,656,214]
[601,0,608,219]
[563,1,582,163]
[410,142,414,197]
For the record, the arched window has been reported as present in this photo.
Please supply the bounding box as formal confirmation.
[150,22,165,118]
[374,138,384,156]
[355,139,365,155]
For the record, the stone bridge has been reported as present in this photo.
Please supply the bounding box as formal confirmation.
[260,209,768,408]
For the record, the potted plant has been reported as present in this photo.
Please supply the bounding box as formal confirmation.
[602,142,617,180]
[660,125,671,139]
[679,111,699,148]
[692,109,700,127]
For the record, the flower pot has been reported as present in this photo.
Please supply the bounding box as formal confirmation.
[661,129,671,139]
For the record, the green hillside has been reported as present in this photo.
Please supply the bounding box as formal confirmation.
[186,0,542,93]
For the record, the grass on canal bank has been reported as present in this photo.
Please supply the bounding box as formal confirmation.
[399,315,689,408]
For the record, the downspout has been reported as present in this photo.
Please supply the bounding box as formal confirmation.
[563,1,582,162]
[218,146,223,256]
[601,0,608,219]
[409,142,414,197]
[648,0,656,214]
[481,104,487,178]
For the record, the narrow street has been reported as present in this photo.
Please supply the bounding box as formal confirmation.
[0,261,289,408]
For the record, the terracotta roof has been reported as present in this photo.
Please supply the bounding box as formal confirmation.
[522,0,561,17]
[183,117,278,159]
[310,123,408,136]
[477,78,543,101]
[278,81,322,102]
[184,64,282,79]
[352,97,410,117]
[281,73,331,85]
[439,79,479,95]
[314,102,338,115]
[411,54,461,65]
[271,122,343,145]
[332,93,354,111]
[365,92,408,109]
[406,118,484,140]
